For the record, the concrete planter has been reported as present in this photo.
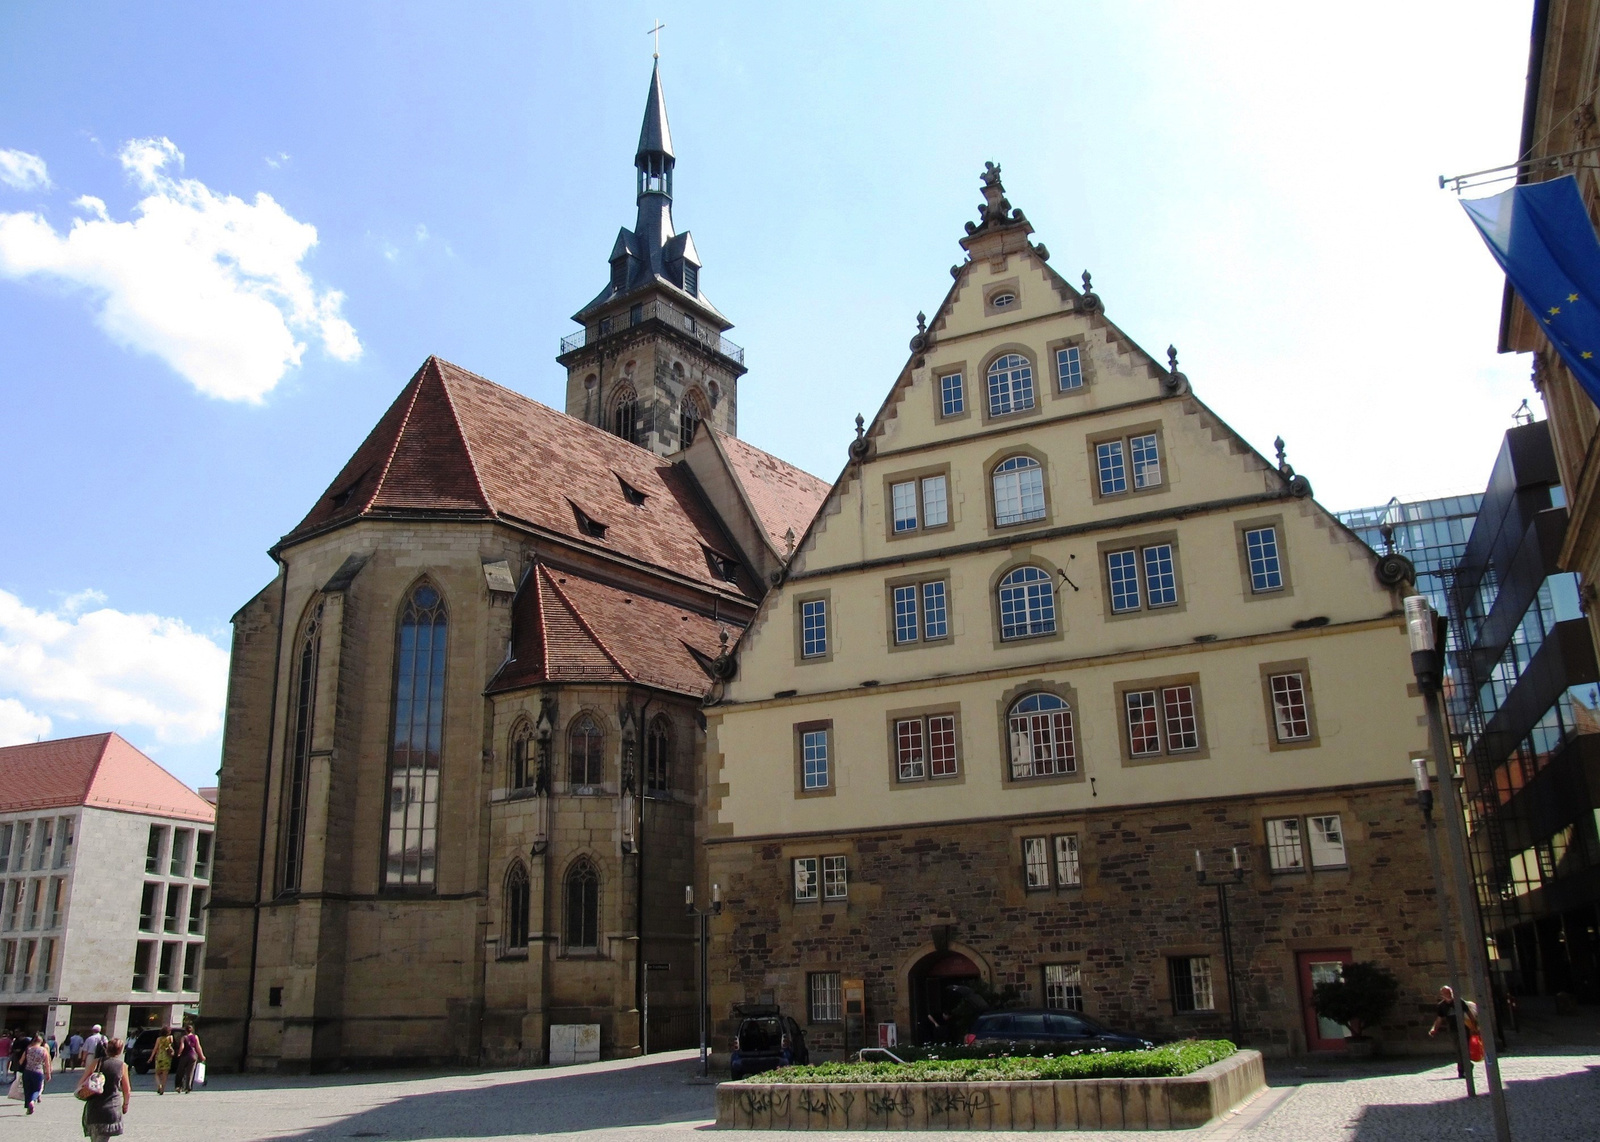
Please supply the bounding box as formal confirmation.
[715,1049,1264,1131]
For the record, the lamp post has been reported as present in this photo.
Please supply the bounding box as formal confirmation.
[686,883,722,1078]
[1195,845,1246,1045]
[1405,594,1512,1142]
[1413,756,1475,1096]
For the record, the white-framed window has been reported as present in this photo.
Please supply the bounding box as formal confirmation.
[1044,963,1084,1011]
[1022,836,1050,889]
[991,291,1018,309]
[987,354,1035,417]
[1308,815,1347,868]
[810,971,842,1022]
[1107,543,1179,613]
[1125,685,1200,757]
[823,855,849,899]
[801,729,830,790]
[893,579,950,645]
[1054,834,1081,886]
[992,455,1046,526]
[794,857,819,901]
[891,474,949,533]
[800,598,828,658]
[1245,527,1284,592]
[1056,346,1083,391]
[1008,693,1076,778]
[1097,433,1162,496]
[1170,956,1214,1012]
[895,714,959,781]
[1270,673,1311,741]
[998,566,1056,639]
[1265,818,1305,872]
[941,372,965,416]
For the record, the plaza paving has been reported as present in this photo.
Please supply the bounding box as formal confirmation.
[1,1046,1596,1140]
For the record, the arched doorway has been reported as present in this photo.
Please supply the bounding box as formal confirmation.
[908,950,982,1044]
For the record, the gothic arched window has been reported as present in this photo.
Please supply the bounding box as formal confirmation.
[280,601,322,894]
[997,565,1056,640]
[564,858,599,951]
[611,385,639,445]
[386,580,447,887]
[503,861,530,951]
[646,715,672,794]
[509,718,535,792]
[679,392,705,448]
[568,715,605,788]
[1007,692,1076,778]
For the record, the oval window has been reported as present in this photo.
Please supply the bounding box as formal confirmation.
[991,292,1017,308]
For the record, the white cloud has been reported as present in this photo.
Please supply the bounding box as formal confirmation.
[0,588,228,745]
[0,698,51,747]
[265,151,291,169]
[0,137,360,402]
[0,149,51,192]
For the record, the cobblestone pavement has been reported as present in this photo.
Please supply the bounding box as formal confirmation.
[1,1047,1595,1141]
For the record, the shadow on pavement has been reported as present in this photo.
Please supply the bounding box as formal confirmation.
[1350,1062,1600,1142]
[268,1054,716,1140]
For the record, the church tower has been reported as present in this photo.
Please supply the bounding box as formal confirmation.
[559,61,746,455]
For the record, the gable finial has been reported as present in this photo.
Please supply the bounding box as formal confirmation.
[783,528,796,556]
[916,311,926,334]
[848,413,871,461]
[1274,436,1287,470]
[647,18,666,59]
[1082,270,1093,294]
[1078,269,1101,314]
[1167,345,1179,373]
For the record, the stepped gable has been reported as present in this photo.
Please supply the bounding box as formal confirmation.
[712,430,831,553]
[0,732,214,822]
[280,357,758,598]
[490,564,729,698]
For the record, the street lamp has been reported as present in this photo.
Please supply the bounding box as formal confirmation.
[1413,756,1475,1095]
[1194,846,1246,1045]
[1405,594,1512,1142]
[686,883,722,1078]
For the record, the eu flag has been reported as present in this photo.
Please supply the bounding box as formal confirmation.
[1463,175,1600,408]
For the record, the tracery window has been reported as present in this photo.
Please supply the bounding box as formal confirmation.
[680,392,705,448]
[564,858,599,951]
[386,582,447,888]
[280,601,322,894]
[646,715,672,794]
[509,719,535,791]
[569,715,605,788]
[611,385,639,445]
[503,861,530,951]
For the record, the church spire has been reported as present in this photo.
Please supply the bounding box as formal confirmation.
[636,61,675,174]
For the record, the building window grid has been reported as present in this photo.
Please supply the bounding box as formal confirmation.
[1245,527,1284,592]
[794,857,819,901]
[1270,673,1312,741]
[1143,545,1177,607]
[801,599,828,658]
[1056,346,1083,391]
[893,585,920,644]
[922,581,949,640]
[1308,815,1347,867]
[1009,693,1076,778]
[1023,836,1050,889]
[992,456,1046,527]
[1163,686,1200,750]
[941,372,965,416]
[1097,441,1127,496]
[1126,686,1199,756]
[895,714,958,781]
[986,354,1035,417]
[998,566,1057,639]
[891,481,919,532]
[1266,818,1305,871]
[1108,550,1141,613]
[1130,433,1161,489]
[1054,834,1081,886]
[802,729,830,790]
[822,855,848,900]
[1170,956,1215,1013]
[1044,963,1084,1011]
[810,972,843,1022]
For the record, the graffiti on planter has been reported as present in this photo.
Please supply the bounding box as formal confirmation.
[736,1089,790,1117]
[866,1088,915,1118]
[928,1088,996,1118]
[798,1088,856,1119]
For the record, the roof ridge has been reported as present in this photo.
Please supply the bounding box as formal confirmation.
[362,359,431,516]
[430,359,496,515]
[543,571,635,682]
[533,564,556,679]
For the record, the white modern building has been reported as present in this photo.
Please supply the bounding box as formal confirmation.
[0,733,214,1044]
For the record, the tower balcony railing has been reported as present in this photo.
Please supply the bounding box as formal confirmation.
[559,298,745,365]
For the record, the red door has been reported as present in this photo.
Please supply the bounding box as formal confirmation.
[1297,950,1354,1051]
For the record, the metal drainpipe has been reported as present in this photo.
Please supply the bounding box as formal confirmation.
[240,557,289,1069]
[633,692,655,1054]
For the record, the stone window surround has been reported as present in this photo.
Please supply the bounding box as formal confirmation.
[994,678,1087,788]
[933,359,972,424]
[789,852,850,903]
[883,702,966,788]
[1012,822,1085,892]
[983,276,1022,317]
[807,969,844,1025]
[979,344,1045,426]
[988,552,1068,650]
[558,853,604,959]
[1234,513,1295,601]
[792,719,837,799]
[1113,671,1211,765]
[1095,528,1188,622]
[1041,961,1087,1013]
[1158,948,1224,1015]
[884,569,954,652]
[564,707,614,795]
[1045,333,1095,398]
[882,461,956,542]
[1258,658,1321,751]
[1252,802,1354,875]
[984,442,1055,535]
[794,590,834,665]
[1086,420,1169,505]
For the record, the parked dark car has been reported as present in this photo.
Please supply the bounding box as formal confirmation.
[126,1028,164,1074]
[963,1009,1154,1051]
[730,1005,809,1080]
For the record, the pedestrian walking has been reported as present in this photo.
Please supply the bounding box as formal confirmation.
[10,1031,29,1076]
[81,1026,106,1065]
[0,1029,13,1074]
[173,1026,204,1093]
[65,1033,84,1071]
[78,1037,130,1141]
[151,1028,174,1095]
[20,1033,51,1114]
[1428,984,1481,1078]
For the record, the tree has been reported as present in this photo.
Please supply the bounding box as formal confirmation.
[1311,962,1401,1041]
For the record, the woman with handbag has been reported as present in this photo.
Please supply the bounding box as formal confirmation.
[19,1034,51,1114]
[78,1037,130,1140]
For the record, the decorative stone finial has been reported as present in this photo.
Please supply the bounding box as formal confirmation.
[1083,270,1094,293]
[981,161,1003,189]
[1274,436,1288,472]
[1162,345,1187,394]
[848,414,871,461]
[1077,269,1102,314]
[1379,522,1396,555]
[916,311,927,334]
[1168,345,1180,373]
[783,528,796,556]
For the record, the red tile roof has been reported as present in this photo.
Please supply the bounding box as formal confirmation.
[489,565,735,698]
[281,357,758,598]
[713,430,831,555]
[0,733,215,822]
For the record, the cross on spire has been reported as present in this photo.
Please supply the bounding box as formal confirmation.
[648,19,666,59]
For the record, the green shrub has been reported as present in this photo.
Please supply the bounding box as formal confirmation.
[746,1040,1235,1084]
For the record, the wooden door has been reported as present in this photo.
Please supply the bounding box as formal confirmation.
[1296,949,1354,1051]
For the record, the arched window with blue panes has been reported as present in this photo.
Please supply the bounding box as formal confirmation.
[998,565,1056,640]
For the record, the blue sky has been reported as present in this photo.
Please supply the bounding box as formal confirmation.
[0,2,1538,787]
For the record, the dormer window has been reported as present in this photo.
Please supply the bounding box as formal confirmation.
[617,476,648,506]
[684,265,699,295]
[991,292,1017,309]
[703,547,740,583]
[570,501,608,539]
